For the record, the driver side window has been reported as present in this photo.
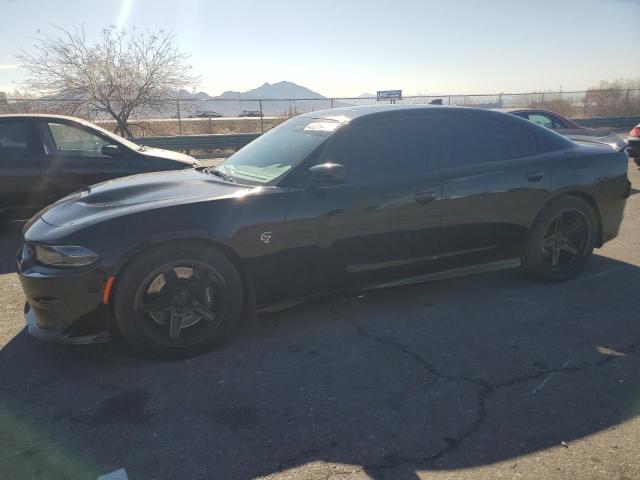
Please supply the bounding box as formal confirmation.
[324,117,431,182]
[37,122,112,158]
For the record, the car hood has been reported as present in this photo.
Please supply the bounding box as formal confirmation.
[138,147,197,165]
[39,169,251,227]
[559,129,628,151]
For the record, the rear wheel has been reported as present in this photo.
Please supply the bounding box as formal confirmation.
[521,196,597,281]
[113,243,243,358]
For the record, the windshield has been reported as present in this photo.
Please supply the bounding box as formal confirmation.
[212,117,341,185]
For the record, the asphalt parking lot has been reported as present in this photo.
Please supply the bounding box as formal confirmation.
[1,161,639,480]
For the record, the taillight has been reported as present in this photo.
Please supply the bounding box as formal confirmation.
[631,126,640,137]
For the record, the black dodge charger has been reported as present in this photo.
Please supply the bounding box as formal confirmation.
[16,106,631,357]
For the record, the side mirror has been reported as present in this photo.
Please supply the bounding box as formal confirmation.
[307,163,347,185]
[101,144,121,157]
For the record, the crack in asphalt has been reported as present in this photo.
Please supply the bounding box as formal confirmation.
[327,301,640,476]
[330,304,487,386]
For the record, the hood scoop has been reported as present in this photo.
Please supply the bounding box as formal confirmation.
[39,168,248,228]
[83,201,124,207]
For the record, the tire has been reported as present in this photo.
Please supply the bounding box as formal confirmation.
[113,242,243,359]
[521,196,597,282]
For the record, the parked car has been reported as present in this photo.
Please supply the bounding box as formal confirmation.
[239,110,263,118]
[0,114,197,219]
[188,111,223,118]
[627,123,640,165]
[17,106,630,357]
[494,108,627,151]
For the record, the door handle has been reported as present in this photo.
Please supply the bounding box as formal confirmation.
[526,171,545,182]
[414,191,437,204]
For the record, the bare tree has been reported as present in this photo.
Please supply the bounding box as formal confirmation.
[17,25,197,136]
[585,78,640,117]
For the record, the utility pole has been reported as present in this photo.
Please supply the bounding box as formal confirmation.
[176,100,182,136]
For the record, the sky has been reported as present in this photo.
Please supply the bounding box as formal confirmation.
[0,0,638,97]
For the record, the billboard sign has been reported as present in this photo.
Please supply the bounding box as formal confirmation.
[377,90,402,101]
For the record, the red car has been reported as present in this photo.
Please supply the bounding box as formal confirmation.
[627,123,640,165]
[494,108,627,152]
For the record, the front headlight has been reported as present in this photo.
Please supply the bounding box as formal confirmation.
[33,245,99,267]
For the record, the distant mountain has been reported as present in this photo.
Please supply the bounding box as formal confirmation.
[219,81,326,100]
[175,81,349,117]
[175,90,216,101]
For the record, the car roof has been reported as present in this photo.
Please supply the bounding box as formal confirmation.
[490,108,584,129]
[0,113,97,125]
[0,113,143,149]
[491,107,563,115]
[301,104,507,122]
[491,108,531,113]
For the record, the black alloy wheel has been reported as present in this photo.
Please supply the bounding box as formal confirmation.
[521,196,596,282]
[114,243,243,358]
[540,209,591,272]
[135,261,226,344]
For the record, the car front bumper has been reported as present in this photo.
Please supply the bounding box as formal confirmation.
[17,245,111,344]
[25,303,110,344]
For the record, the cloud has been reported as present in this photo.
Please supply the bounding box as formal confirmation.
[0,64,18,70]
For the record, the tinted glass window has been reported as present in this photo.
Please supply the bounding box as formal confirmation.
[504,123,537,157]
[218,117,338,185]
[326,117,430,181]
[0,122,29,153]
[38,122,111,158]
[551,116,568,129]
[441,116,508,167]
[527,113,555,130]
[536,127,573,152]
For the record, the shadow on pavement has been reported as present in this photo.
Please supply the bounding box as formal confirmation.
[0,254,639,479]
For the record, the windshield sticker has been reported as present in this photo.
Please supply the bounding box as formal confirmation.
[304,122,340,132]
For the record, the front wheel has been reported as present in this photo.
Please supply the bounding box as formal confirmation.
[521,196,597,282]
[113,243,243,358]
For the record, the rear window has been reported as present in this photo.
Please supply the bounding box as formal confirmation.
[527,113,554,130]
[535,127,574,152]
[504,123,537,157]
[0,122,29,152]
[441,116,509,167]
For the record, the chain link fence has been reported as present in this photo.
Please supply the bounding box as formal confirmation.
[2,89,639,137]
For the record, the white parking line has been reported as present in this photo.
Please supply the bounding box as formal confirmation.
[577,266,627,282]
[531,360,572,395]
